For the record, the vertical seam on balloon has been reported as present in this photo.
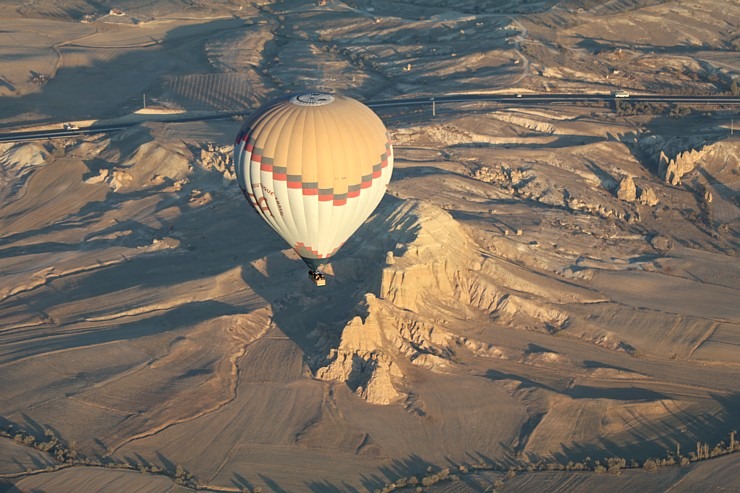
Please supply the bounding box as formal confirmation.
[314,107,329,250]
[286,108,311,252]
[320,101,346,256]
[302,106,321,254]
[257,106,295,245]
[239,104,297,240]
[273,105,302,248]
[342,102,385,248]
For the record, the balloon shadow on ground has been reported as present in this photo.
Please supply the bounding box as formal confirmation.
[239,193,419,372]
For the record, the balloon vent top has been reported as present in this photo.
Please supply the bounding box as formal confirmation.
[290,93,335,106]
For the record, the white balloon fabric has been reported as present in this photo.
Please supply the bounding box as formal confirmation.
[234,92,394,271]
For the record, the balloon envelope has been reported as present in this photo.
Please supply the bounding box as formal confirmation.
[234,92,394,270]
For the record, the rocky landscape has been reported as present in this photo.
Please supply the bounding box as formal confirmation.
[0,0,738,492]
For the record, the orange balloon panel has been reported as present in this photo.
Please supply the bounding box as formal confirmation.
[234,93,393,270]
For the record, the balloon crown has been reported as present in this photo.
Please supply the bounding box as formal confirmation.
[290,92,335,106]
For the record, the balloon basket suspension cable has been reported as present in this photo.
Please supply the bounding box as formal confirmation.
[308,270,326,287]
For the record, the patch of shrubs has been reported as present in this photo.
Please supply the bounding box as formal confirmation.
[374,431,739,492]
[1,425,196,488]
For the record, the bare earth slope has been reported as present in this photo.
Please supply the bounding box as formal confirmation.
[422,452,740,493]
[1,1,739,492]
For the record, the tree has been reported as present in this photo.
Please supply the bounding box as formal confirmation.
[643,459,658,472]
[731,80,740,96]
[174,464,195,487]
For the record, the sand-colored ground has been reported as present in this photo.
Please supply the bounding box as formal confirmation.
[1,1,739,492]
[424,452,740,493]
[6,467,193,493]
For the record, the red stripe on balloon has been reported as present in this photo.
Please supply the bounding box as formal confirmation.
[295,242,320,256]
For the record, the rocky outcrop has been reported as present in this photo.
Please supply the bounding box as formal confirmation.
[376,201,573,330]
[315,290,463,405]
[637,186,659,206]
[659,148,708,185]
[0,142,49,170]
[635,134,735,187]
[564,194,627,220]
[318,200,586,405]
[197,143,235,180]
[650,235,673,251]
[377,202,476,313]
[316,292,506,405]
[616,174,637,202]
[316,305,405,405]
[616,175,658,206]
[473,165,525,193]
[316,202,503,404]
[84,136,193,191]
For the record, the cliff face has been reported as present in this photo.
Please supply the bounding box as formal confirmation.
[316,201,571,404]
[658,148,709,186]
[378,202,475,312]
[315,304,405,405]
[638,134,737,187]
[316,202,472,404]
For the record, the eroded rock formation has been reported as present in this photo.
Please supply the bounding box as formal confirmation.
[659,148,708,186]
[318,201,577,404]
[616,174,636,201]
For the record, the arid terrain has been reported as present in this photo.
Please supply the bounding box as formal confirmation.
[0,0,738,492]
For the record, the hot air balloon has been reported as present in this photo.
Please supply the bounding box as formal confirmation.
[234,92,394,285]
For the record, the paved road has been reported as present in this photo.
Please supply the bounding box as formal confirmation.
[0,111,246,143]
[1,93,738,143]
[368,93,740,107]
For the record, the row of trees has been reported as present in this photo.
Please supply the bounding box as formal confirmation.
[3,424,736,492]
[0,425,196,489]
[374,431,739,493]
[615,101,697,118]
[731,80,740,96]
